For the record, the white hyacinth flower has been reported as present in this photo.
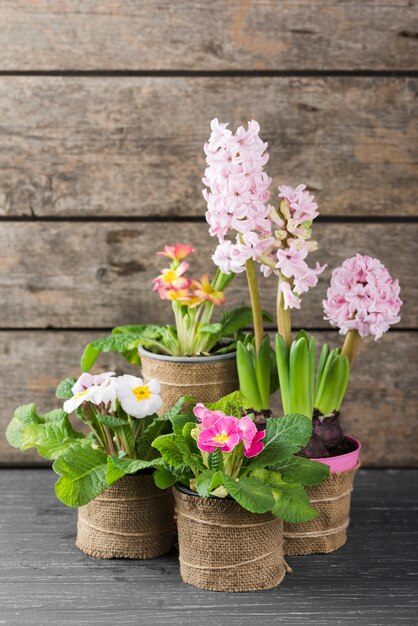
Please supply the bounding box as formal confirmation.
[116,375,162,419]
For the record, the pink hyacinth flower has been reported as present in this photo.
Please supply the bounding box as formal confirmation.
[197,416,243,453]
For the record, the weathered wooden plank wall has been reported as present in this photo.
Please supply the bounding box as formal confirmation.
[0,1,416,466]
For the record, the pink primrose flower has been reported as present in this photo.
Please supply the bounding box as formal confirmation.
[193,403,225,428]
[238,416,266,458]
[197,415,243,453]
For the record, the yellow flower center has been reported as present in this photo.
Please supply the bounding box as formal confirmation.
[132,385,151,401]
[213,432,230,444]
[75,390,88,398]
[163,270,177,283]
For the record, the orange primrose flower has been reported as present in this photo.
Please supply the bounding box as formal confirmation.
[152,260,190,291]
[157,244,196,261]
[190,274,225,306]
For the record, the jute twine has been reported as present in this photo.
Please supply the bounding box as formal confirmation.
[174,488,286,592]
[76,474,174,559]
[283,463,360,556]
[141,352,239,414]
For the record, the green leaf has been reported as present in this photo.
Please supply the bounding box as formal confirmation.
[81,331,163,370]
[236,341,263,410]
[53,444,108,507]
[96,414,127,427]
[250,469,317,523]
[112,324,161,336]
[222,474,275,514]
[200,323,223,335]
[20,419,84,460]
[220,307,254,336]
[208,447,224,471]
[207,390,247,418]
[162,396,194,432]
[55,378,77,400]
[14,403,41,424]
[275,455,330,486]
[248,414,313,469]
[106,456,162,486]
[80,343,100,371]
[135,417,169,459]
[289,337,313,418]
[255,335,271,409]
[151,434,185,468]
[153,467,179,489]
[196,469,223,497]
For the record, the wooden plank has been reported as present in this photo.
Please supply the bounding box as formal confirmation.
[0,76,416,218]
[1,330,416,467]
[0,1,417,71]
[0,468,416,625]
[0,221,414,329]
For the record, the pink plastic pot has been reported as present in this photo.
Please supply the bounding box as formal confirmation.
[312,436,361,474]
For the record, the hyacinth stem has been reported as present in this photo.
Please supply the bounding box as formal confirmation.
[341,329,362,367]
[277,278,292,349]
[245,258,264,352]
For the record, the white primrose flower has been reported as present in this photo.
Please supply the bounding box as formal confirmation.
[71,371,115,395]
[116,375,162,419]
[92,376,119,412]
[63,385,99,414]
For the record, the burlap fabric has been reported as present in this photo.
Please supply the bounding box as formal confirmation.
[174,488,285,592]
[283,463,360,556]
[76,474,174,559]
[140,350,238,414]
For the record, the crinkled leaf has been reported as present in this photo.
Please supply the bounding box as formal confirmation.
[222,474,275,514]
[55,378,77,400]
[276,455,330,486]
[81,332,162,370]
[220,307,254,336]
[151,434,184,468]
[248,414,312,469]
[53,443,108,507]
[196,469,223,497]
[208,447,223,471]
[135,417,169,459]
[96,414,127,428]
[20,418,84,460]
[251,468,317,523]
[106,455,162,486]
[207,391,248,418]
[200,323,223,335]
[153,466,179,489]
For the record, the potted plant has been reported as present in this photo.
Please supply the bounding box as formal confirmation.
[202,118,402,554]
[6,371,184,559]
[80,245,268,412]
[150,392,329,592]
[277,253,402,555]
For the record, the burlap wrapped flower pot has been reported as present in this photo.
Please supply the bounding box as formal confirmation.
[139,348,238,413]
[174,486,286,592]
[76,474,174,559]
[284,438,361,556]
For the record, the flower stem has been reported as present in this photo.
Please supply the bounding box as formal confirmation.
[277,277,292,348]
[245,258,264,352]
[341,329,362,368]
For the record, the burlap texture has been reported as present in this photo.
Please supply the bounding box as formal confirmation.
[141,351,239,414]
[283,463,359,556]
[76,474,174,559]
[174,488,285,592]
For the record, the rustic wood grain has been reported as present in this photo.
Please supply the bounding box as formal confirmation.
[0,77,416,218]
[1,330,416,466]
[0,221,414,328]
[1,1,417,71]
[0,468,416,625]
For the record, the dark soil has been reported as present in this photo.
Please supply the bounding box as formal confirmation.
[243,407,273,429]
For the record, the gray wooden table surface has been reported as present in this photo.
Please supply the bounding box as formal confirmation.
[0,469,416,626]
